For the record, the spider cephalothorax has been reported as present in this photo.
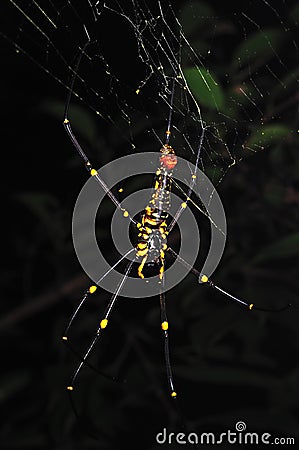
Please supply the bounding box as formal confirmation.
[159,144,178,170]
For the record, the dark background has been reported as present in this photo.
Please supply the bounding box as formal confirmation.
[1,1,299,449]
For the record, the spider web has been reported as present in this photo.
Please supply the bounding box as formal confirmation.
[3,0,298,277]
[2,0,298,190]
[2,0,299,310]
[1,0,299,444]
[2,0,298,189]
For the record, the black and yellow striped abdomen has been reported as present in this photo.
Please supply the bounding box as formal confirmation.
[136,144,177,278]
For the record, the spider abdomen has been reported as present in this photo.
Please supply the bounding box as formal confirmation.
[135,144,177,278]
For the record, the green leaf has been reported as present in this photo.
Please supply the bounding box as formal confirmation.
[253,232,299,264]
[39,99,98,144]
[289,4,299,24]
[179,1,215,35]
[246,124,291,150]
[233,29,283,67]
[183,66,225,111]
[274,66,299,93]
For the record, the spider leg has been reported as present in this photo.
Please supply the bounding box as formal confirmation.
[62,248,135,340]
[63,38,136,225]
[66,257,135,391]
[64,113,135,222]
[168,126,206,232]
[167,247,292,313]
[158,252,176,397]
[159,257,186,428]
[200,275,292,312]
[159,275,177,399]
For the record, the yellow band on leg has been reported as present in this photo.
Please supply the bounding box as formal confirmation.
[89,285,97,294]
[100,319,108,329]
[161,321,169,331]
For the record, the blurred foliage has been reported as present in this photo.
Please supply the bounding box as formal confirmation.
[183,67,225,111]
[1,0,299,449]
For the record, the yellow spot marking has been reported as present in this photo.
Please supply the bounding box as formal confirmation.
[161,233,167,240]
[137,242,147,250]
[137,223,142,229]
[181,202,187,209]
[145,206,152,214]
[118,188,124,193]
[145,217,157,226]
[249,303,254,310]
[160,250,165,259]
[89,285,97,294]
[62,336,68,341]
[163,244,168,250]
[192,175,197,179]
[100,319,108,329]
[137,248,148,257]
[161,321,168,331]
[67,386,74,391]
[201,275,209,283]
[155,181,159,190]
[156,169,161,176]
[90,169,98,176]
[136,88,140,94]
[166,130,171,135]
[143,234,149,240]
[171,392,177,398]
[145,227,152,234]
[123,211,129,218]
[64,119,69,124]
[159,265,164,280]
